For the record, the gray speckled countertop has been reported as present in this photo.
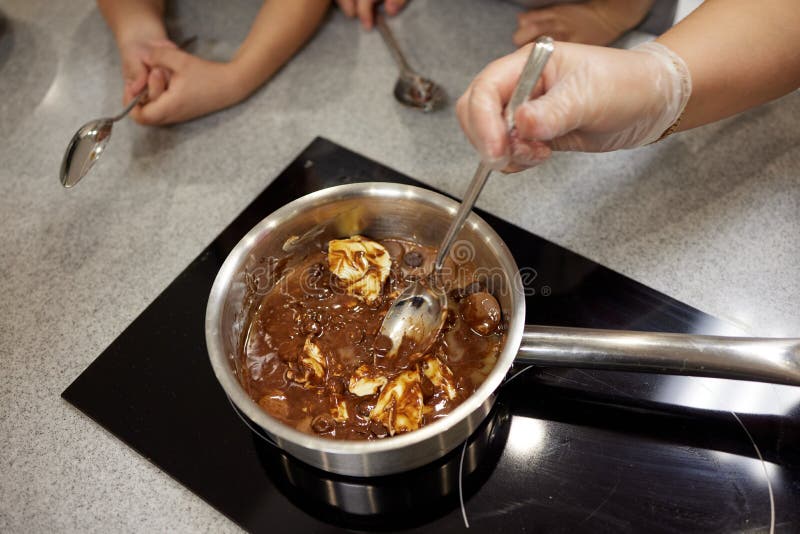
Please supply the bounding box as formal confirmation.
[1,0,798,531]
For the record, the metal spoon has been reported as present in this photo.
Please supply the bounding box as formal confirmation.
[375,13,446,112]
[378,37,555,356]
[60,36,196,188]
[59,93,144,188]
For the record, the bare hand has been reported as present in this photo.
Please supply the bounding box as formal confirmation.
[130,47,241,125]
[335,0,407,30]
[118,38,176,107]
[513,1,652,47]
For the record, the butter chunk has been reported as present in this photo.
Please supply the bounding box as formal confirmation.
[348,365,388,397]
[370,369,423,436]
[421,356,457,400]
[287,337,326,386]
[327,236,391,304]
[331,400,349,423]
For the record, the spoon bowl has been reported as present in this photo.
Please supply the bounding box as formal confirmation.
[59,91,144,188]
[60,119,114,188]
[393,73,446,113]
[379,277,447,358]
[376,14,446,113]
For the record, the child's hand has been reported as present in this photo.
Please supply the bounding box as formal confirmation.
[512,0,652,47]
[118,38,175,107]
[130,46,241,125]
[336,0,407,30]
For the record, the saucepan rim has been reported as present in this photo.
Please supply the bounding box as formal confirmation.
[205,182,525,456]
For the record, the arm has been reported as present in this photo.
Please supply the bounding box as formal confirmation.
[657,0,800,131]
[97,0,166,45]
[229,0,331,99]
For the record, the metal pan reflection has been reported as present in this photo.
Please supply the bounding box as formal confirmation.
[249,403,511,528]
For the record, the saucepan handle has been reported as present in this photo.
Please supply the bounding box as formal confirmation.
[516,325,800,386]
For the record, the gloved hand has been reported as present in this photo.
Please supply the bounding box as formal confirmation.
[456,40,692,172]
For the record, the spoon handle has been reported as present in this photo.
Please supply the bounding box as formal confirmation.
[111,91,146,122]
[433,162,492,273]
[375,13,413,74]
[505,36,554,129]
[433,37,554,272]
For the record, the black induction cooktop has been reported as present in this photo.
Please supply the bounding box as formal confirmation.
[63,137,800,533]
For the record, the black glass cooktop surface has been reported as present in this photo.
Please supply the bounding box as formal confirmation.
[63,137,800,533]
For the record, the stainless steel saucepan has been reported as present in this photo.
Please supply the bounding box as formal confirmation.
[205,182,800,477]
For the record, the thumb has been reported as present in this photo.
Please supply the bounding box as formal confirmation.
[146,46,189,72]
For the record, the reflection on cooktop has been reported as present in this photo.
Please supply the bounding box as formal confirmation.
[249,403,510,530]
[63,137,800,533]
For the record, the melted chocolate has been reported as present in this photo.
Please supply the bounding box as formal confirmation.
[241,238,506,440]
[460,292,502,336]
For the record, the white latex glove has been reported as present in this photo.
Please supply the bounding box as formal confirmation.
[456,40,691,172]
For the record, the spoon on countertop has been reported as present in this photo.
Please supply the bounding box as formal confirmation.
[378,36,554,357]
[375,12,445,112]
[59,36,196,189]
